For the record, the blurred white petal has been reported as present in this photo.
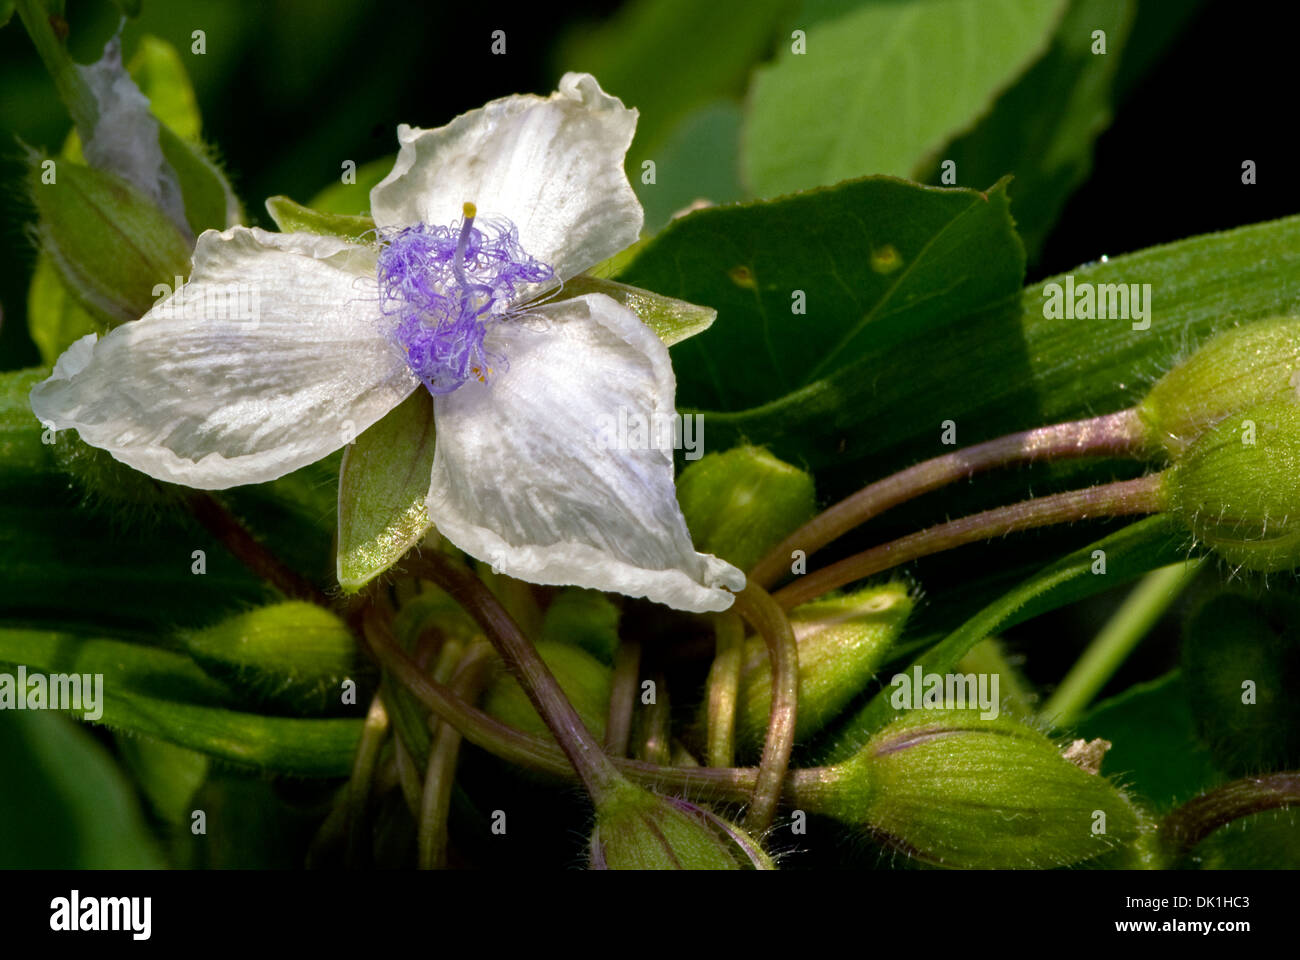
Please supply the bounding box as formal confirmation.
[31,227,417,488]
[370,73,642,288]
[425,293,744,613]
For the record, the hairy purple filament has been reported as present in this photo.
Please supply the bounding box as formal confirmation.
[377,210,553,394]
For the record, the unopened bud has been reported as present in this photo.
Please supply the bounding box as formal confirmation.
[676,445,815,571]
[589,782,773,870]
[1140,317,1300,456]
[481,640,611,741]
[808,710,1141,868]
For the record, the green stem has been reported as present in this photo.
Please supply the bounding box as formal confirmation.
[603,638,640,757]
[750,409,1151,589]
[773,473,1170,610]
[344,692,390,866]
[1040,558,1203,726]
[15,0,98,137]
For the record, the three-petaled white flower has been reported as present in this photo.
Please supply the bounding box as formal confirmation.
[31,74,745,613]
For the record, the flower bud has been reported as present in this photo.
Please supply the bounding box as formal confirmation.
[1139,317,1300,456]
[539,588,621,664]
[676,445,815,572]
[1184,809,1300,869]
[183,602,357,715]
[1166,401,1300,572]
[481,640,611,741]
[1182,586,1300,776]
[27,151,192,328]
[589,782,772,870]
[810,710,1141,868]
[729,582,912,753]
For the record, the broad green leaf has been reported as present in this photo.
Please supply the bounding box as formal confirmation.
[0,711,165,868]
[558,0,790,206]
[617,176,1026,411]
[651,212,1300,501]
[551,275,716,346]
[1076,670,1220,813]
[0,627,361,775]
[924,0,1136,259]
[265,194,376,242]
[1,1,14,29]
[742,0,1067,197]
[820,515,1189,760]
[634,100,745,232]
[337,389,436,591]
[309,156,396,216]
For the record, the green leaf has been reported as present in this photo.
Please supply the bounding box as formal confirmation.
[1076,671,1221,813]
[656,212,1300,497]
[265,194,376,242]
[0,711,165,868]
[308,156,397,216]
[617,176,1026,412]
[0,627,361,775]
[742,0,1067,197]
[26,254,100,366]
[336,389,436,591]
[550,275,716,346]
[1,1,15,28]
[820,515,1189,760]
[116,733,210,825]
[924,0,1136,260]
[558,0,790,206]
[632,99,744,232]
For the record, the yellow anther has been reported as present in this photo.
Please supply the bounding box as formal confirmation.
[463,201,477,219]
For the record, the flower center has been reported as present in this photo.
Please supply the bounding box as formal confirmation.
[377,202,553,394]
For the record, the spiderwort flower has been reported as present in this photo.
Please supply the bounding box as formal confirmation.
[30,74,745,613]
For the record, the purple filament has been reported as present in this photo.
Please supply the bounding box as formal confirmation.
[376,212,553,394]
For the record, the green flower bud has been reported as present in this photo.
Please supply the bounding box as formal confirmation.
[1185,808,1300,869]
[730,582,912,753]
[1182,586,1300,776]
[27,151,192,328]
[1140,317,1300,456]
[1166,401,1300,572]
[183,602,357,715]
[811,710,1141,868]
[590,781,772,870]
[539,588,621,664]
[676,445,815,572]
[481,641,611,742]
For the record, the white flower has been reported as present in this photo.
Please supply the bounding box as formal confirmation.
[30,74,745,614]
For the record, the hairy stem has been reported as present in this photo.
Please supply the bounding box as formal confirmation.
[773,473,1170,610]
[705,612,744,769]
[1161,772,1300,860]
[404,552,623,802]
[735,583,800,834]
[750,409,1151,589]
[186,492,330,607]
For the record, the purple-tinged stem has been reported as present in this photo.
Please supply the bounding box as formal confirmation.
[750,409,1151,589]
[773,472,1170,610]
[1161,772,1300,860]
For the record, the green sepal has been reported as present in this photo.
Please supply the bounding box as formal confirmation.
[265,194,376,243]
[546,275,716,347]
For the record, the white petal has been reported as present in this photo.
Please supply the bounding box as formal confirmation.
[30,227,418,489]
[426,293,744,613]
[370,73,643,285]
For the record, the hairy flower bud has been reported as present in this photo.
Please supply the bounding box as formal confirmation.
[589,782,773,870]
[481,640,611,742]
[1182,586,1300,776]
[27,151,192,328]
[1139,316,1300,456]
[729,582,912,753]
[676,445,816,572]
[808,710,1141,868]
[183,602,356,714]
[1166,401,1300,572]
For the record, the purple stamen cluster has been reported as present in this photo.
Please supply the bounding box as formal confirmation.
[377,213,553,394]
